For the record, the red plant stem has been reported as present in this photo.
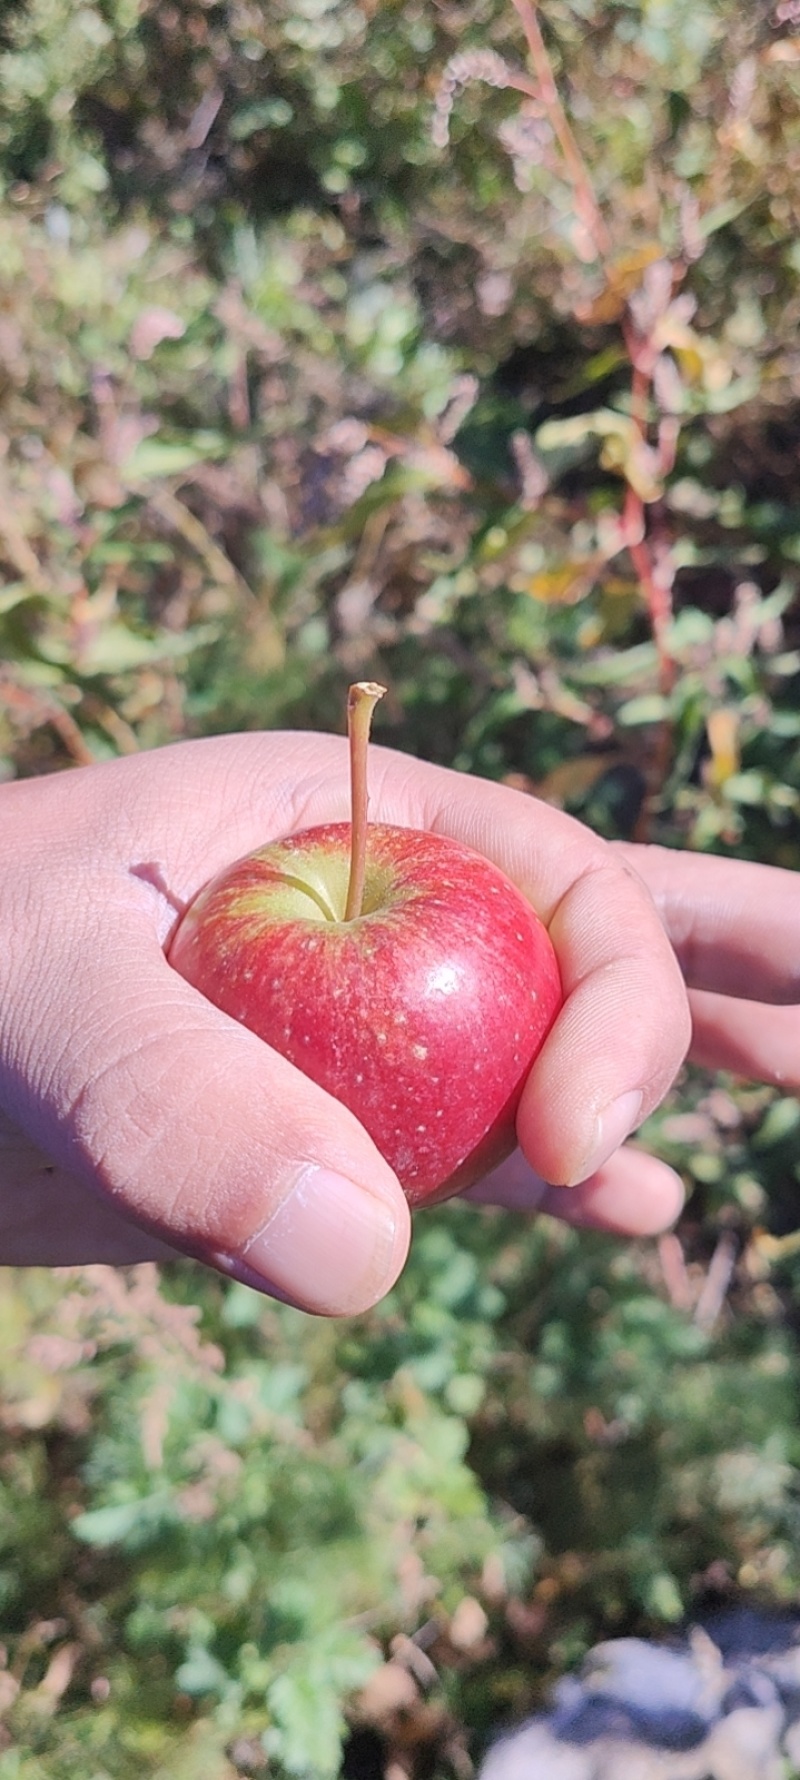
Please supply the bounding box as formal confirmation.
[510,0,611,261]
[510,0,674,686]
[626,506,674,694]
[622,329,676,694]
[345,681,386,922]
[505,0,676,805]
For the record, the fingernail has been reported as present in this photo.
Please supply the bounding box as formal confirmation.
[228,1167,405,1316]
[567,1088,643,1187]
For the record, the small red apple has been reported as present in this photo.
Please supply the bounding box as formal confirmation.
[168,687,562,1207]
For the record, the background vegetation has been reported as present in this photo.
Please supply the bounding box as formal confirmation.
[1,0,800,1774]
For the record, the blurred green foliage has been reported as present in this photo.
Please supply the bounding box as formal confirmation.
[1,0,800,1774]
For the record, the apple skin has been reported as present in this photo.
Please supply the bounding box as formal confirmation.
[167,821,563,1208]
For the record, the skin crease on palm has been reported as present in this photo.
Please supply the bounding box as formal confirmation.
[0,733,797,1317]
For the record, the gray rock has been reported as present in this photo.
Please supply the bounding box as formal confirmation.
[552,1637,721,1749]
[478,1617,800,1780]
[479,1719,593,1780]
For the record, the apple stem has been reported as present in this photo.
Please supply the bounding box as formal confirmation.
[344,681,386,921]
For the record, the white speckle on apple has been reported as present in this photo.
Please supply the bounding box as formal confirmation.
[377,1031,387,1045]
[412,1043,428,1061]
[428,962,460,997]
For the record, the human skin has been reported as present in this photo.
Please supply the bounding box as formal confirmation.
[471,842,800,1227]
[0,732,794,1315]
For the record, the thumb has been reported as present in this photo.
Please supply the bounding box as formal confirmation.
[7,919,410,1317]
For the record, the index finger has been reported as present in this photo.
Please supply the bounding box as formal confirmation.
[612,844,800,1004]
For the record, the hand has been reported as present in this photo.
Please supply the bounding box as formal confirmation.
[475,842,800,1230]
[0,736,692,1314]
[616,842,800,1084]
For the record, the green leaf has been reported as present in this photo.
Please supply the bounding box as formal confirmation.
[175,1647,232,1699]
[265,1672,346,1778]
[123,433,228,481]
[570,642,659,686]
[265,1639,379,1779]
[616,693,669,725]
[229,98,294,140]
[725,770,767,805]
[0,583,42,615]
[72,1489,176,1548]
[643,1570,684,1621]
[64,623,217,675]
[753,1098,800,1149]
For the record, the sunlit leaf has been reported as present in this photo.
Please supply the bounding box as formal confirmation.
[581,243,666,324]
[123,434,228,481]
[704,707,740,788]
[617,693,670,725]
[523,563,597,603]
